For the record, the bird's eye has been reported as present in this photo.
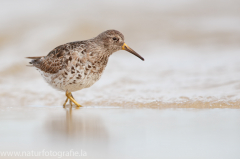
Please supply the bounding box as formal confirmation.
[112,37,118,41]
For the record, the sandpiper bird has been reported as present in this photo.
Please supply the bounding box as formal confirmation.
[27,30,144,107]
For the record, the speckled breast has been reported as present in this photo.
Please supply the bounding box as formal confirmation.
[38,49,108,92]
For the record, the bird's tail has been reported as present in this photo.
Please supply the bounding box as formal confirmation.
[26,56,43,60]
[26,56,43,67]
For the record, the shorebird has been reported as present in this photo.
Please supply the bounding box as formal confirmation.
[27,30,144,107]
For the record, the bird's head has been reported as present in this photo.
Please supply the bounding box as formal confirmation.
[96,30,144,61]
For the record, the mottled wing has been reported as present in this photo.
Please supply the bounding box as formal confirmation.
[29,42,84,74]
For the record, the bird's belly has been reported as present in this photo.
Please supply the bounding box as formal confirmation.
[38,69,102,92]
[64,73,102,92]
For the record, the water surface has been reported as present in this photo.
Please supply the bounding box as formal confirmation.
[0,107,239,158]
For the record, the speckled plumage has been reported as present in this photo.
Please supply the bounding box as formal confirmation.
[27,30,144,106]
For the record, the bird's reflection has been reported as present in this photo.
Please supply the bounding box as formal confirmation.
[65,106,73,136]
[45,106,109,147]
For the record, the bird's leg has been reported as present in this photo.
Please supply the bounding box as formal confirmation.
[69,93,74,106]
[63,97,69,108]
[63,93,77,107]
[71,93,75,99]
[65,91,82,107]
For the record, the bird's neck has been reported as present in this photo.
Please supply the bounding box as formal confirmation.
[92,38,114,56]
[86,39,111,66]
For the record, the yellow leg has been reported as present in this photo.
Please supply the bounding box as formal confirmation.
[69,93,74,106]
[63,98,69,108]
[71,93,75,99]
[65,91,82,107]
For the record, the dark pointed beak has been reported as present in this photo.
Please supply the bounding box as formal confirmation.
[122,43,144,61]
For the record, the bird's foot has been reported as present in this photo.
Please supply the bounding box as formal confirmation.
[63,91,82,108]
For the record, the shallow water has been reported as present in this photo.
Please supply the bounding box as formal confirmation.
[0,107,240,158]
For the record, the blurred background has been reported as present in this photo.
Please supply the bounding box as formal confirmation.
[0,0,240,158]
[0,0,240,107]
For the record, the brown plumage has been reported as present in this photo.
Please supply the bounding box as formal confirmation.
[27,30,144,107]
